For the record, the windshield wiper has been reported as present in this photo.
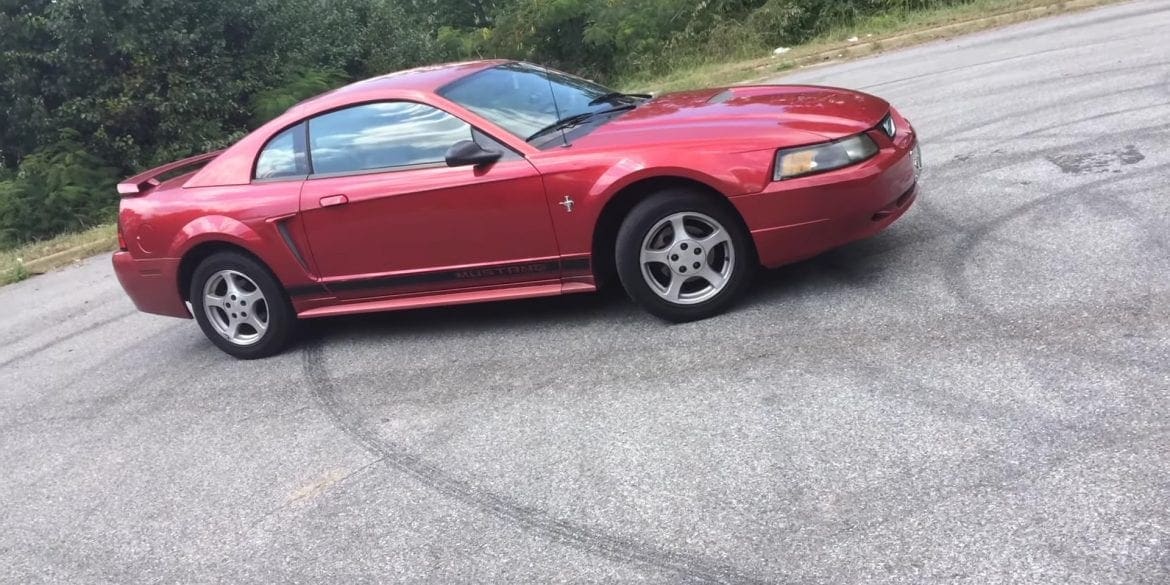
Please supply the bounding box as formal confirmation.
[526,105,637,142]
[588,92,652,106]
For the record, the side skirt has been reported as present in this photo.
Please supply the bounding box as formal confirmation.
[296,279,596,319]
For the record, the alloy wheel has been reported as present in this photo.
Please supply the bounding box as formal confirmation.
[202,269,269,346]
[638,212,735,305]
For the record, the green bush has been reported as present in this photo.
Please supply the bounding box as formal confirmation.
[0,133,119,247]
[434,0,984,82]
[250,68,349,126]
[0,0,989,248]
[747,0,813,47]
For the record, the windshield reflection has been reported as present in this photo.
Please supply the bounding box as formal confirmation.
[439,63,626,141]
[310,102,470,173]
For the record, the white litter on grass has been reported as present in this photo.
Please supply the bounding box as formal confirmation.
[772,47,791,56]
[847,36,859,43]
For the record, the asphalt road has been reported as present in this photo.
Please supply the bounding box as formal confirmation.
[2,2,1168,583]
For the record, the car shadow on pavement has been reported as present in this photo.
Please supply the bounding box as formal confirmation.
[300,221,919,344]
[299,284,633,342]
[745,226,919,308]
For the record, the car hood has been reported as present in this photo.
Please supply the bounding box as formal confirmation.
[572,85,890,151]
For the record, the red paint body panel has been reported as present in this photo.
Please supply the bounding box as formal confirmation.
[298,158,559,299]
[112,252,188,317]
[111,60,920,321]
[732,124,920,268]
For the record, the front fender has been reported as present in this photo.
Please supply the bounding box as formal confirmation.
[531,147,774,258]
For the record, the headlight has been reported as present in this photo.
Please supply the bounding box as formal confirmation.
[880,114,896,138]
[774,134,878,181]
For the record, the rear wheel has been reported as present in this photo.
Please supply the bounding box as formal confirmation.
[615,189,754,322]
[189,251,296,359]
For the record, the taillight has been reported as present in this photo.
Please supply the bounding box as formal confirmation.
[117,216,128,251]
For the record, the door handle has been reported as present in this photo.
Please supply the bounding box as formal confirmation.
[319,194,349,208]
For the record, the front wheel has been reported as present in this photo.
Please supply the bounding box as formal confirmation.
[615,190,754,322]
[189,251,297,359]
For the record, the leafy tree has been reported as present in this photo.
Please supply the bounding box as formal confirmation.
[0,131,119,245]
[0,0,977,247]
[250,68,348,126]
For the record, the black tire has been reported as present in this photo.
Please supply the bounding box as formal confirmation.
[188,251,297,359]
[615,189,755,322]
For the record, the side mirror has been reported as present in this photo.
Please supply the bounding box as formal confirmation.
[445,140,502,167]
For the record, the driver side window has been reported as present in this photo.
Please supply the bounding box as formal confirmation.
[308,102,472,175]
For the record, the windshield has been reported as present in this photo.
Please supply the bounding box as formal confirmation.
[439,62,629,142]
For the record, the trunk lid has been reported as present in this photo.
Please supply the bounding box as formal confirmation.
[116,150,223,197]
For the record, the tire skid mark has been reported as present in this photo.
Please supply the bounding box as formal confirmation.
[921,122,1170,184]
[841,337,1169,439]
[927,82,1168,140]
[836,361,1170,544]
[846,427,1170,542]
[942,161,1170,321]
[0,289,127,347]
[297,293,1165,583]
[300,340,773,585]
[804,352,1170,545]
[862,48,1168,98]
[745,303,1170,381]
[857,36,1123,92]
[972,60,1170,99]
[0,325,189,433]
[1017,101,1170,138]
[953,3,1170,51]
[785,4,1169,91]
[0,309,138,370]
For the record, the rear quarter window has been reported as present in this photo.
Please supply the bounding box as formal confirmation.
[255,123,308,180]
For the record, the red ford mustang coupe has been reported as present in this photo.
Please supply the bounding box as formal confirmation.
[112,60,921,358]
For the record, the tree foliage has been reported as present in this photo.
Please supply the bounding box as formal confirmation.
[0,0,434,245]
[0,131,119,245]
[0,0,975,246]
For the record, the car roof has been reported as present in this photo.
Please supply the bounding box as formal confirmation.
[287,60,509,114]
[186,59,521,188]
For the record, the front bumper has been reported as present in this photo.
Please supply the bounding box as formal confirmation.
[112,252,191,318]
[732,135,920,268]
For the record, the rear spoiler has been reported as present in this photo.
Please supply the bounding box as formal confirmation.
[117,150,224,196]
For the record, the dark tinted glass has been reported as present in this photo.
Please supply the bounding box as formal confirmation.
[308,102,471,175]
[255,124,307,179]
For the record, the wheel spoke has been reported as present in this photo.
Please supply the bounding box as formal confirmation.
[238,288,264,306]
[698,266,725,289]
[669,216,688,244]
[640,248,670,265]
[244,312,267,333]
[663,274,685,301]
[227,319,242,340]
[224,274,243,299]
[700,227,729,249]
[205,294,226,309]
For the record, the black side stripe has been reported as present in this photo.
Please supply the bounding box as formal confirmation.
[561,258,590,272]
[288,258,591,298]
